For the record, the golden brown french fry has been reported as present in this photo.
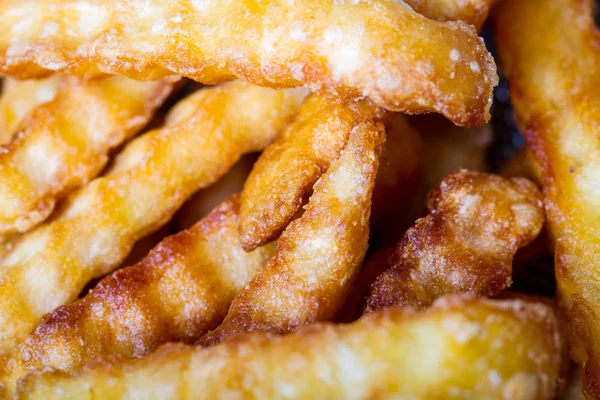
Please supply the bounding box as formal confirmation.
[17,295,564,400]
[199,120,384,346]
[495,0,600,396]
[364,170,544,313]
[0,76,177,242]
[0,76,63,145]
[0,195,274,396]
[0,81,307,356]
[407,0,498,29]
[239,96,384,251]
[0,0,497,127]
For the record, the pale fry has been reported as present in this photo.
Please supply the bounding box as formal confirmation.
[0,76,177,242]
[0,76,63,145]
[17,296,564,400]
[0,81,307,356]
[199,121,384,346]
[239,96,384,251]
[364,170,544,313]
[0,195,274,396]
[0,0,497,127]
[406,0,498,29]
[495,0,600,396]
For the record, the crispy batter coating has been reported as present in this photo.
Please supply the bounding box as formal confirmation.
[0,81,307,356]
[0,76,177,243]
[0,0,497,126]
[495,0,600,396]
[0,195,274,396]
[0,76,63,145]
[199,121,384,346]
[406,0,498,29]
[17,296,564,400]
[239,96,384,251]
[364,170,544,313]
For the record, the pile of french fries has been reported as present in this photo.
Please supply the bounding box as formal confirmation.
[0,0,596,399]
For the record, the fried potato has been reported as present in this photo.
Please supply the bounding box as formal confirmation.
[0,76,63,145]
[239,95,384,251]
[17,295,564,400]
[0,76,177,243]
[0,81,307,356]
[364,170,544,313]
[0,0,497,127]
[406,0,498,29]
[0,195,274,396]
[495,0,600,396]
[199,120,384,346]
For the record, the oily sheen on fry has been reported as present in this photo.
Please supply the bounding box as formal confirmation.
[17,296,564,400]
[0,76,63,145]
[239,95,384,251]
[0,76,177,242]
[0,195,274,396]
[495,0,600,397]
[364,170,544,313]
[199,121,384,346]
[0,0,496,126]
[0,81,306,356]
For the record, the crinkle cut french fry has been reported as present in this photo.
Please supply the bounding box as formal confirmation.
[199,120,384,346]
[495,0,600,396]
[239,95,384,251]
[0,81,307,356]
[0,0,497,127]
[0,76,178,243]
[0,76,63,145]
[240,107,421,252]
[17,296,564,400]
[364,170,544,313]
[406,0,498,29]
[0,195,274,396]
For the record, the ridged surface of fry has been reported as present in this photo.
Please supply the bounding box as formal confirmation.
[495,0,600,396]
[199,120,384,346]
[17,296,564,400]
[0,195,274,396]
[0,76,63,145]
[0,0,497,126]
[365,170,544,313]
[239,95,384,251]
[0,76,177,242]
[0,81,307,356]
